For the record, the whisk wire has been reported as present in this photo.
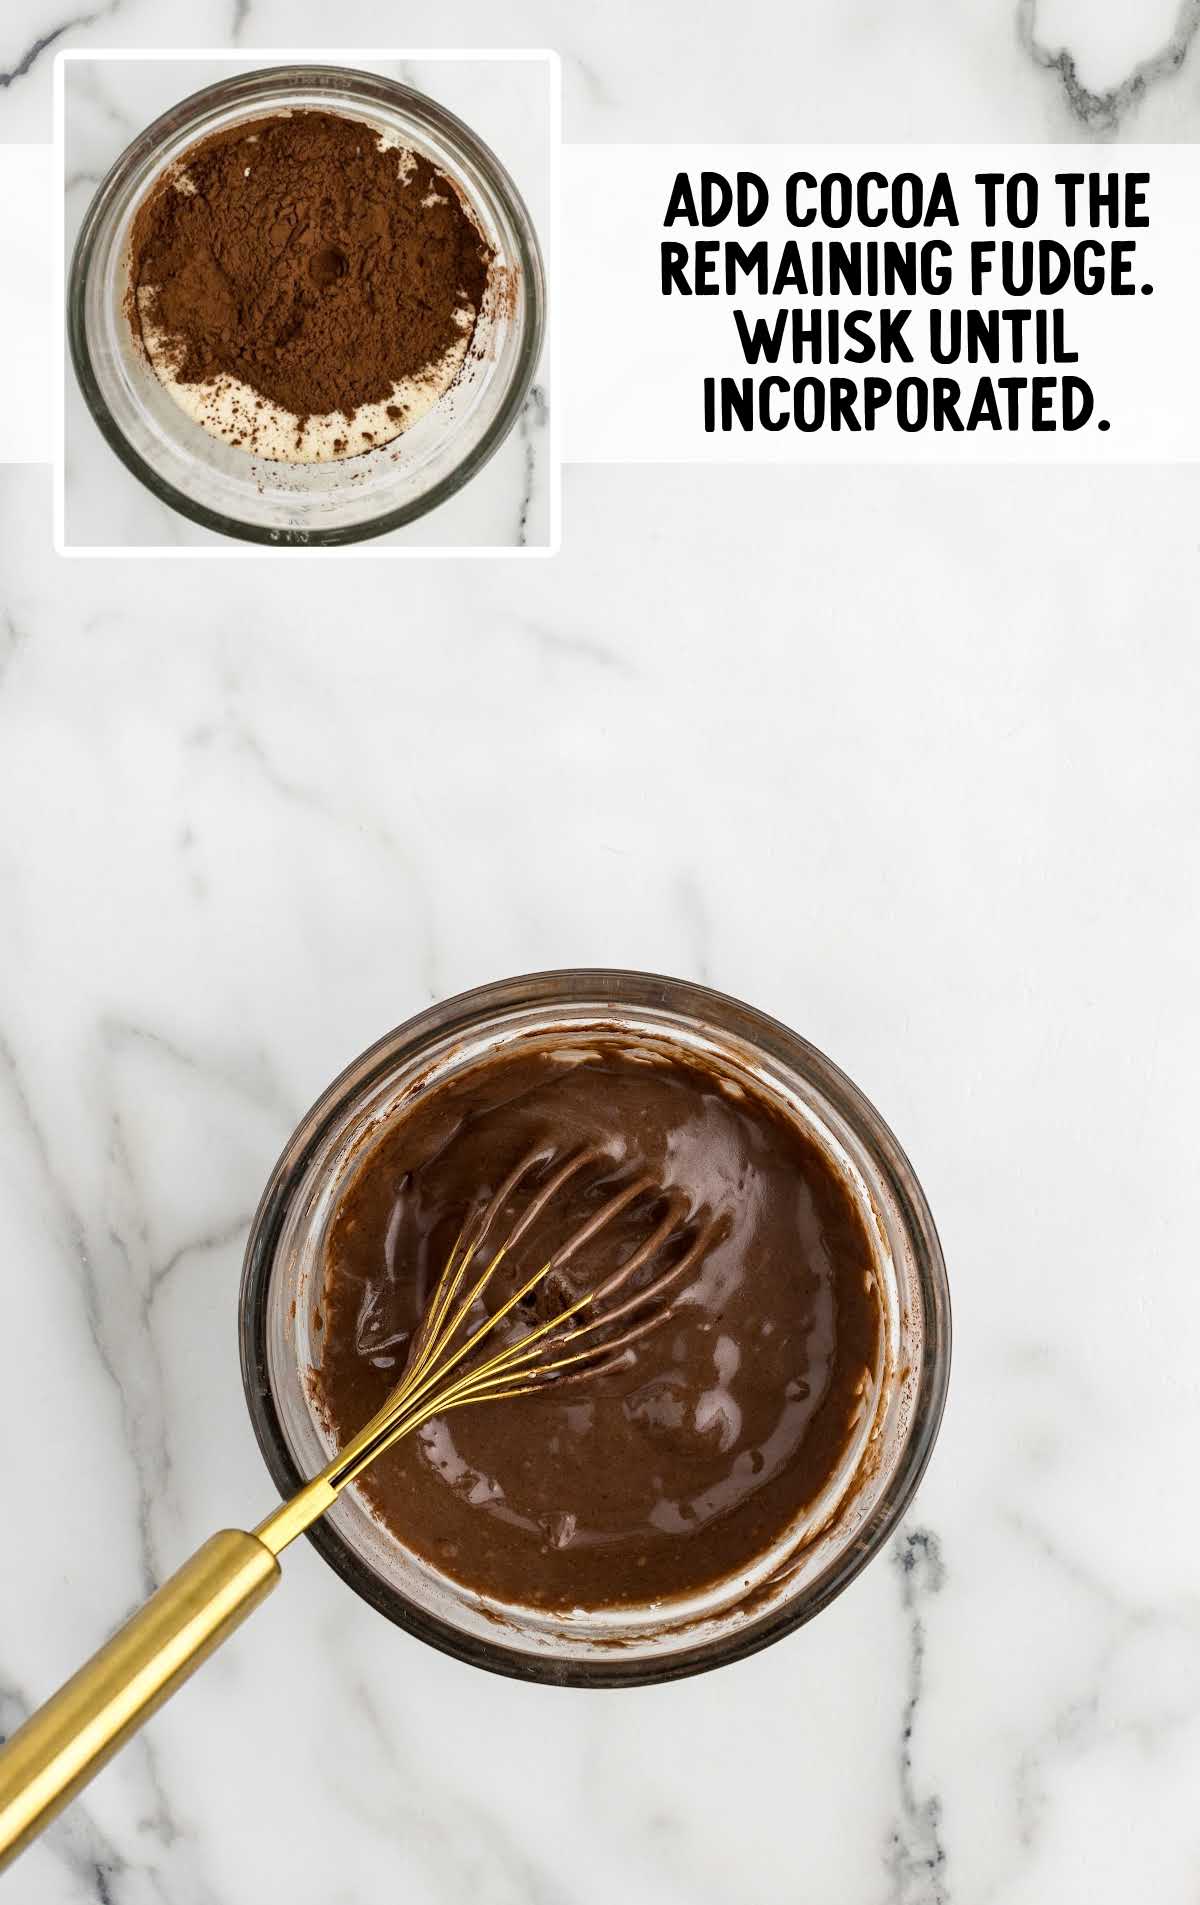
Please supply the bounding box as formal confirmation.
[310,1143,727,1516]
[325,1148,722,1488]
[372,1217,719,1446]
[402,1145,599,1392]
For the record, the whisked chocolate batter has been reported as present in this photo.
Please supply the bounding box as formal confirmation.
[312,1042,882,1611]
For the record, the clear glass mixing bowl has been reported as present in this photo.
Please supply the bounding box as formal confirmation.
[68,65,545,546]
[239,971,950,1686]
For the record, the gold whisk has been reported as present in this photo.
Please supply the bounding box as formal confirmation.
[0,1145,719,1872]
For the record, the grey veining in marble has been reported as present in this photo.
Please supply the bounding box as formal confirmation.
[3,0,1200,140]
[1018,0,1200,132]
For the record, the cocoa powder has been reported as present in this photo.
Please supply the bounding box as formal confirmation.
[127,109,493,437]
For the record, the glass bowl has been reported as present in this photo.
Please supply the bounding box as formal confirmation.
[239,971,950,1686]
[68,65,545,546]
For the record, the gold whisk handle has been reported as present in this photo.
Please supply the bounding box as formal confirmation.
[0,1530,279,1874]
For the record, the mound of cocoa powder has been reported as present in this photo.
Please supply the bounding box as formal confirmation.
[127,109,493,431]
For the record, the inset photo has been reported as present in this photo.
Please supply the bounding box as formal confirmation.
[57,52,555,553]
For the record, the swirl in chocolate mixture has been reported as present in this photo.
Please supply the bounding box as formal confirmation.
[312,1042,883,1611]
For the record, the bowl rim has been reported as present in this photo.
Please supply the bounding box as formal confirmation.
[67,61,547,547]
[238,969,952,1687]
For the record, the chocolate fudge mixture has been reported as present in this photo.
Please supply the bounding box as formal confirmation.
[127,108,493,452]
[312,1042,882,1611]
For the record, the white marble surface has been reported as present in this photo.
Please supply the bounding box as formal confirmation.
[1,4,1200,1904]
[62,54,552,548]
[4,0,1200,141]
